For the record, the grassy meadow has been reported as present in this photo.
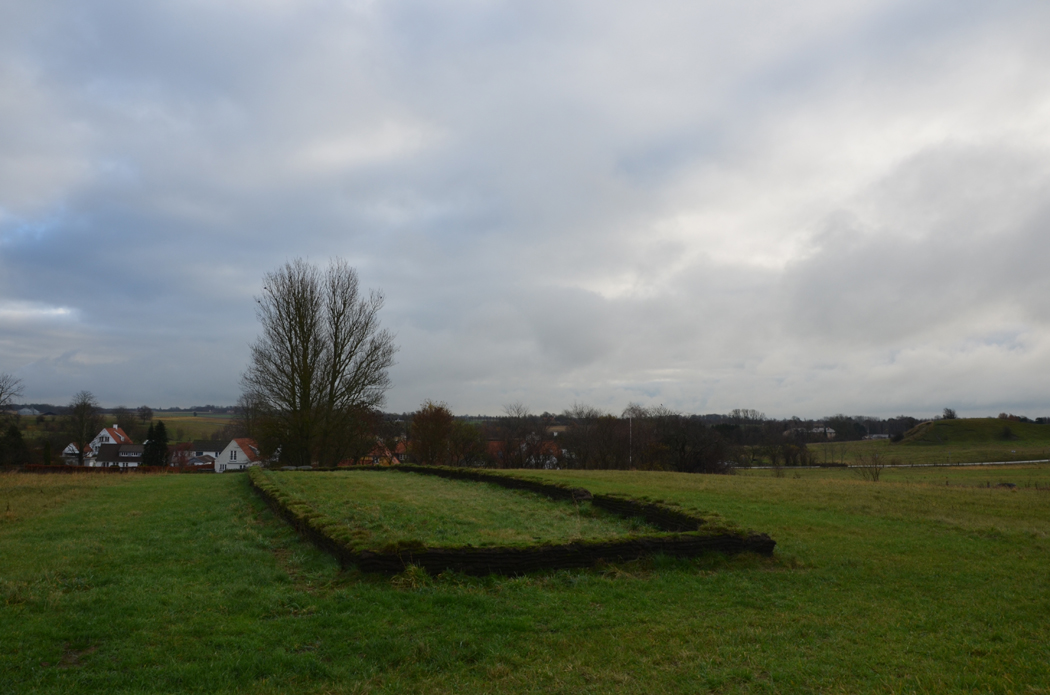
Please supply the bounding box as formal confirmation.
[1,466,1048,693]
[4,412,232,449]
[154,413,234,442]
[799,418,1050,467]
[260,470,656,550]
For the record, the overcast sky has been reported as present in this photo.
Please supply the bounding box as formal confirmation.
[2,1,1050,418]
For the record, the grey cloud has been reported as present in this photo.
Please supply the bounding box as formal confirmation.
[2,1,1050,418]
[782,142,1050,346]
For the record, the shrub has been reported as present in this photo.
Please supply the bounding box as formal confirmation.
[852,452,892,482]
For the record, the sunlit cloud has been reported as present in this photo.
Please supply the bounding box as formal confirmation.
[0,301,77,322]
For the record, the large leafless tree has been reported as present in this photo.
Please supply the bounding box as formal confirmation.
[241,258,396,468]
[0,373,24,413]
[66,391,101,466]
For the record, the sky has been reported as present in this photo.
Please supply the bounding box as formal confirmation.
[2,0,1050,418]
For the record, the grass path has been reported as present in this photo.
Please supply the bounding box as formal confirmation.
[0,470,1048,693]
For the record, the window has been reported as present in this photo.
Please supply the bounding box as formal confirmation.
[230,449,237,461]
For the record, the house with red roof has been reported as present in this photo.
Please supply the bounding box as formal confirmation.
[362,440,408,466]
[63,424,135,466]
[214,438,263,473]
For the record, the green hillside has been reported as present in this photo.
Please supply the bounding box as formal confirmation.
[902,417,1050,445]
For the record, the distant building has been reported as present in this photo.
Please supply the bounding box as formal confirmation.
[81,425,134,466]
[357,440,408,466]
[61,443,80,465]
[215,438,263,473]
[95,444,144,469]
[783,427,837,440]
[170,440,226,466]
[61,425,135,466]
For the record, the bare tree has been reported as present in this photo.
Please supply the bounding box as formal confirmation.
[113,406,142,441]
[852,452,889,482]
[449,420,486,467]
[242,258,397,468]
[65,391,101,466]
[137,406,153,425]
[498,402,532,468]
[560,403,606,470]
[0,373,24,414]
[729,408,765,424]
[409,400,455,465]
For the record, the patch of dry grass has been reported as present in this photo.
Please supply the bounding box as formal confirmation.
[0,472,128,525]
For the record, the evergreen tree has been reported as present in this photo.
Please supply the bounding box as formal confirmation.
[142,421,169,467]
[0,425,30,467]
[65,391,101,466]
[154,421,169,464]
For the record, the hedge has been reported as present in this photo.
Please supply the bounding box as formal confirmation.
[250,466,775,576]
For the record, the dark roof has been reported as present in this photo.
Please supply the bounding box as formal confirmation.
[95,443,144,464]
[191,440,227,452]
[94,444,120,464]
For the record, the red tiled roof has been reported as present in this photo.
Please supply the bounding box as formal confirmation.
[233,438,262,463]
[104,426,132,444]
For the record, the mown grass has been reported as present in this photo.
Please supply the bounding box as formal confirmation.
[1,468,1048,693]
[259,470,656,550]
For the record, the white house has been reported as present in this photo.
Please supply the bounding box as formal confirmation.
[83,425,134,466]
[215,438,263,473]
[810,427,836,439]
[190,440,225,459]
[169,440,226,467]
[61,425,134,466]
[61,443,80,465]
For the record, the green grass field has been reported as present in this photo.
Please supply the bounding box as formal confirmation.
[739,461,1050,487]
[152,413,234,442]
[260,470,655,550]
[797,418,1050,467]
[9,413,234,445]
[1,467,1048,693]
